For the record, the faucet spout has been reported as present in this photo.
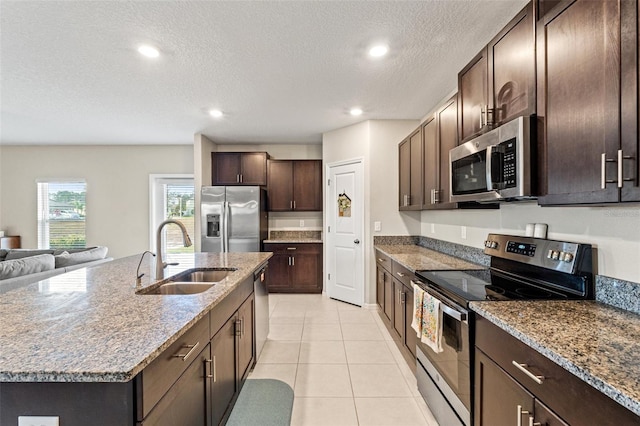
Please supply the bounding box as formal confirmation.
[155,219,193,280]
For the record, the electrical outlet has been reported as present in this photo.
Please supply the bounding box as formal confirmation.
[299,220,304,227]
[461,226,467,239]
[18,416,59,426]
[430,223,435,234]
[374,221,381,232]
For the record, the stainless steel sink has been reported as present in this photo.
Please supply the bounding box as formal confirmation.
[142,282,215,295]
[168,269,232,283]
[136,268,236,295]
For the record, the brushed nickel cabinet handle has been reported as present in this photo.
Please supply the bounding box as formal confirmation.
[205,358,214,379]
[293,200,296,209]
[517,405,530,426]
[287,247,297,250]
[173,341,200,362]
[377,258,386,262]
[213,356,217,382]
[601,153,618,189]
[512,361,544,384]
[235,319,242,336]
[291,257,295,266]
[396,272,406,277]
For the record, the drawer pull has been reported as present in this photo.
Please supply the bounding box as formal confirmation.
[396,272,406,277]
[377,258,386,262]
[173,341,200,362]
[512,361,544,384]
[287,247,297,250]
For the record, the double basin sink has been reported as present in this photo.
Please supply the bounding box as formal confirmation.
[137,268,236,295]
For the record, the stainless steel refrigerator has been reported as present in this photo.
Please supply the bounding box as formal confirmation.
[200,186,268,253]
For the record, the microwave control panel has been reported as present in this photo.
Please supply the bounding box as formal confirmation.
[500,138,517,187]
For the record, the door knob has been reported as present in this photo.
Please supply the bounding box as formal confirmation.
[354,239,360,244]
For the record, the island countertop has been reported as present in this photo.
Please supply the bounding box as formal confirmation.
[470,300,640,417]
[0,251,271,383]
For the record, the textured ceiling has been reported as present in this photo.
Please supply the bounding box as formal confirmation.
[0,0,528,145]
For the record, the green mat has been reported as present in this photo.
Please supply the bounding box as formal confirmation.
[226,379,294,426]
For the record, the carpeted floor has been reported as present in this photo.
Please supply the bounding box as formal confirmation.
[226,378,294,426]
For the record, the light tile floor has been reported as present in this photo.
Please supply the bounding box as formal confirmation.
[248,293,439,426]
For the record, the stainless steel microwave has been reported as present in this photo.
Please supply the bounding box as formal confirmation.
[449,115,536,203]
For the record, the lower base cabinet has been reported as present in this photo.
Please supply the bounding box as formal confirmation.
[264,243,322,293]
[210,317,237,426]
[475,315,639,425]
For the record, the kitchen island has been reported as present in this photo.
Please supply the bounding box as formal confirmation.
[0,251,271,425]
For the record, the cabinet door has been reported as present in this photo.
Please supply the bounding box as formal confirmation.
[210,318,237,426]
[475,349,535,426]
[240,152,267,185]
[212,153,241,185]
[403,284,417,358]
[376,266,384,309]
[263,251,291,292]
[291,250,322,293]
[488,1,536,125]
[458,48,488,142]
[534,400,569,426]
[437,95,458,207]
[383,270,393,322]
[237,294,255,382]
[293,160,322,211]
[267,160,293,211]
[398,129,422,210]
[392,279,404,339]
[422,116,438,209]
[537,0,621,204]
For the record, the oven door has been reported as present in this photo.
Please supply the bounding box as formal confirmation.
[416,286,471,426]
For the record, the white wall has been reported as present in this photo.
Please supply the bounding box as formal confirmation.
[420,202,640,283]
[323,119,420,304]
[0,145,193,259]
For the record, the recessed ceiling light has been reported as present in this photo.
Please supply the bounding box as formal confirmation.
[138,44,160,58]
[209,109,223,118]
[368,44,389,58]
[350,108,363,116]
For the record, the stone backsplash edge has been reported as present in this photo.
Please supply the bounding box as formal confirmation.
[374,235,640,315]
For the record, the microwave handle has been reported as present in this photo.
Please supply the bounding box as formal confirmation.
[485,145,494,191]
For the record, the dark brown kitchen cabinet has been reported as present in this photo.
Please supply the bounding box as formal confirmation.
[264,243,322,293]
[392,278,405,340]
[211,152,268,186]
[375,250,393,322]
[237,293,254,382]
[475,315,640,425]
[267,160,322,211]
[210,316,237,426]
[538,0,640,205]
[458,1,536,143]
[376,267,385,310]
[399,128,423,210]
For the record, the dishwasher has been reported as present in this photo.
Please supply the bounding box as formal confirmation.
[253,263,269,361]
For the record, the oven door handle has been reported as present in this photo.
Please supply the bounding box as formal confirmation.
[414,280,468,323]
[485,144,494,191]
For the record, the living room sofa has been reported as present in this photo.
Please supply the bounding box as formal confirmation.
[0,246,112,293]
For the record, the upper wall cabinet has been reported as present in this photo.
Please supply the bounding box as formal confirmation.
[458,1,537,143]
[423,95,459,209]
[211,152,269,186]
[537,0,640,205]
[398,128,423,210]
[267,160,322,211]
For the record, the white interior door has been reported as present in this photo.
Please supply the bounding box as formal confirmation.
[326,160,364,306]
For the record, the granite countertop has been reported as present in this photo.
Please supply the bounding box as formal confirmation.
[470,300,640,417]
[375,244,485,272]
[0,251,271,383]
[264,230,323,244]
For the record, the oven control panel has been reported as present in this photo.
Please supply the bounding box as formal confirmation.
[483,234,591,274]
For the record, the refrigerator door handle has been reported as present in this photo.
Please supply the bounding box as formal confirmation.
[222,201,229,252]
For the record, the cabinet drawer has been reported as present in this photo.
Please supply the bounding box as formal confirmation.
[136,314,210,420]
[375,249,392,273]
[392,261,417,288]
[264,243,321,254]
[476,315,639,425]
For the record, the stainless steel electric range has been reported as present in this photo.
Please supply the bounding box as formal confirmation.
[413,233,594,426]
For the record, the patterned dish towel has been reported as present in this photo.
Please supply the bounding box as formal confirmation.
[420,290,443,353]
[411,284,424,337]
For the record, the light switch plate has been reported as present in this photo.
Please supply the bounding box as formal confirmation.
[299,220,304,227]
[374,221,381,232]
[18,416,59,426]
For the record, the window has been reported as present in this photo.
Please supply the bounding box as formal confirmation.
[37,181,86,249]
[149,175,195,254]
